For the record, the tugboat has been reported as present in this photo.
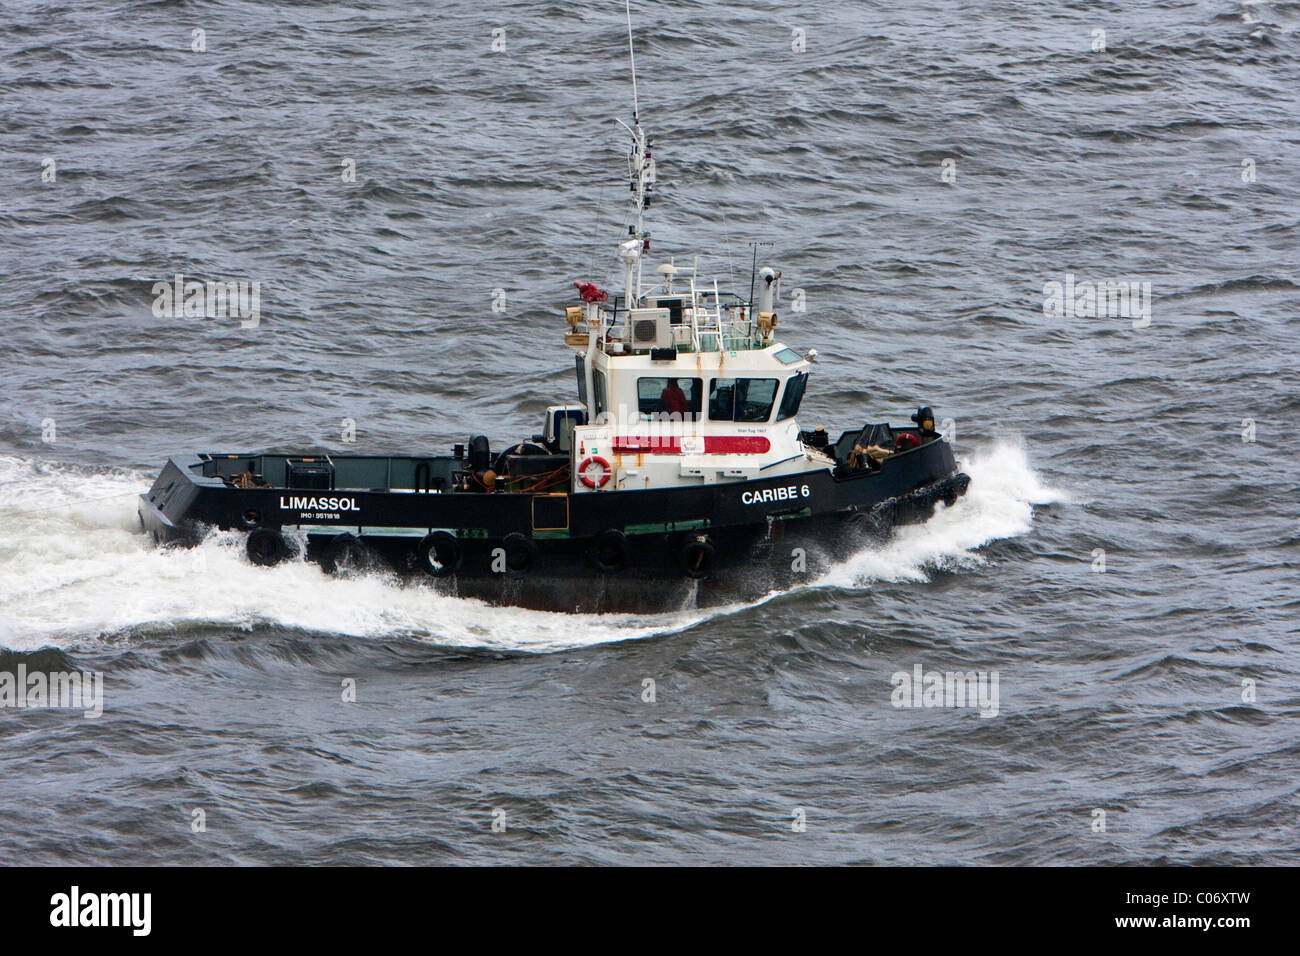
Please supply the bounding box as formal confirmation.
[138,14,969,611]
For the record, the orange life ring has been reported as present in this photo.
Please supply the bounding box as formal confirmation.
[578,455,611,489]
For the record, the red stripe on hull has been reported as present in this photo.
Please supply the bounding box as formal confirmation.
[612,436,771,454]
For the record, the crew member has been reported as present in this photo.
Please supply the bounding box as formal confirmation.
[912,406,939,443]
[660,379,689,417]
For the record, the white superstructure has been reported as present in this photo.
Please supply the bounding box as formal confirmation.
[558,114,831,495]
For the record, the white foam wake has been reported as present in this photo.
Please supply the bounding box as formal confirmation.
[816,437,1064,589]
[0,442,1059,653]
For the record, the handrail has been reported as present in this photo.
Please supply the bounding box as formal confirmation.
[599,278,765,355]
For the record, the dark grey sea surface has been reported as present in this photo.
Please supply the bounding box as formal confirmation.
[0,0,1298,864]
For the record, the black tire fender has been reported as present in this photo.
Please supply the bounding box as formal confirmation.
[588,529,629,573]
[246,527,289,567]
[417,531,463,577]
[677,534,715,580]
[501,532,538,573]
[847,508,888,539]
[322,533,369,576]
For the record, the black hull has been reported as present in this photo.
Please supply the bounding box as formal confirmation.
[139,438,969,611]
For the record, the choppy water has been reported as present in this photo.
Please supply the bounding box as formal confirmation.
[1,0,1297,864]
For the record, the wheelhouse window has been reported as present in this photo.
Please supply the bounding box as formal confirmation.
[776,372,807,421]
[593,368,608,420]
[708,378,779,422]
[637,377,702,420]
[574,355,588,407]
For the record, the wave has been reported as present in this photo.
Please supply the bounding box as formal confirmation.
[816,439,1062,589]
[0,442,1057,653]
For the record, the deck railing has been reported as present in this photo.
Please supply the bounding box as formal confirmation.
[602,277,761,354]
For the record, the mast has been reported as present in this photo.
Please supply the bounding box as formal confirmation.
[625,0,639,123]
[618,0,654,307]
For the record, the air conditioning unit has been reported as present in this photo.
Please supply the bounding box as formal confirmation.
[628,308,672,350]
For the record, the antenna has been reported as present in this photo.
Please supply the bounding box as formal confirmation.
[625,0,639,121]
[748,241,774,314]
[721,207,735,289]
[616,1,652,305]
